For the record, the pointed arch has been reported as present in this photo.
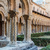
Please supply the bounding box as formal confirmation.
[20,0,29,15]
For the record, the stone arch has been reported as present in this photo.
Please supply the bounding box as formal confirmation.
[20,0,29,15]
[0,11,5,21]
[0,1,8,17]
[0,11,5,36]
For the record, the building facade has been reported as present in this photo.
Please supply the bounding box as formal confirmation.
[0,0,50,41]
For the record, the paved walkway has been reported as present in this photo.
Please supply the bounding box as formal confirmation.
[38,47,44,50]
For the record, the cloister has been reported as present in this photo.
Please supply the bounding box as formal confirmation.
[0,0,50,50]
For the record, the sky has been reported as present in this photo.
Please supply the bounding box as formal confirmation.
[33,0,45,4]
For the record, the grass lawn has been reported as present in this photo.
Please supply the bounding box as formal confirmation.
[33,35,50,38]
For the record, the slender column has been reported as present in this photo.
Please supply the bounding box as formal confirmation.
[27,19,32,42]
[24,23,26,42]
[24,19,32,42]
[7,21,9,39]
[36,25,37,33]
[39,25,40,33]
[16,22,18,36]
[2,22,6,36]
[9,17,17,46]
[6,19,10,41]
[13,17,17,45]
[8,21,10,40]
[8,11,17,46]
[37,25,38,33]
[9,17,14,45]
[34,25,35,33]
[36,25,38,33]
[38,25,39,33]
[21,24,24,34]
[40,25,41,32]
[4,22,6,36]
[33,25,34,33]
[35,25,36,33]
[41,25,42,32]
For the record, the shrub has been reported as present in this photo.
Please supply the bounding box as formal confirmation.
[41,45,50,50]
[31,32,50,37]
[17,32,50,46]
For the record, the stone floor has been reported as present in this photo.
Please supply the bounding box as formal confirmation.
[0,41,38,50]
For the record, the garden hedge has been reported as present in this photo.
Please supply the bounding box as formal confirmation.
[31,32,50,37]
[17,32,50,46]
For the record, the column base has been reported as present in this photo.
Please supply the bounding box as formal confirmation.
[0,41,38,50]
[7,41,18,47]
[6,37,10,41]
[23,39,34,44]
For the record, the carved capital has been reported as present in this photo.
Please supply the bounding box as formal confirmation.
[8,10,16,18]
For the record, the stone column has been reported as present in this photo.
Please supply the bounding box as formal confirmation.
[16,22,18,36]
[33,25,34,33]
[21,24,24,34]
[6,20,10,41]
[38,25,39,33]
[36,25,38,33]
[24,23,26,42]
[27,19,32,42]
[41,25,42,32]
[2,22,6,37]
[8,10,17,46]
[35,25,37,33]
[35,25,36,33]
[24,19,32,42]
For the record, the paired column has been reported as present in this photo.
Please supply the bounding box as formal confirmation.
[27,19,32,42]
[7,20,10,41]
[21,24,24,34]
[2,22,6,37]
[8,11,17,46]
[41,25,42,32]
[24,19,32,42]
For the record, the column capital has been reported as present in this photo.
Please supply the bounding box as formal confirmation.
[8,10,16,18]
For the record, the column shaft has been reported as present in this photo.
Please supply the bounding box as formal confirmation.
[21,24,24,34]
[27,20,32,42]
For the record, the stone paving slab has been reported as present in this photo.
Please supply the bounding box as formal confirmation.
[0,41,38,50]
[38,47,44,50]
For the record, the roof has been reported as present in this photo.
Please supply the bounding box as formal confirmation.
[31,0,46,10]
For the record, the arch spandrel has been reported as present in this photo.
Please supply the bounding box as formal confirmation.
[20,0,29,15]
[0,1,8,17]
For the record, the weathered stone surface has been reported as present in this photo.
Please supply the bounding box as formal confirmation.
[0,41,38,50]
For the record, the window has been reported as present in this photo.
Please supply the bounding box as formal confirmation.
[40,11,42,13]
[37,9,39,12]
[43,12,44,14]
[33,7,35,10]
[19,4,21,8]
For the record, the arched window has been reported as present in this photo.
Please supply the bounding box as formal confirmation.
[40,10,42,13]
[33,7,35,11]
[43,11,44,14]
[37,9,39,12]
[19,3,22,8]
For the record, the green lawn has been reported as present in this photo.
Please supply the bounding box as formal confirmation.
[33,35,50,38]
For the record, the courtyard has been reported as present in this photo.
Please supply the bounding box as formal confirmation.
[38,35,50,38]
[0,0,50,50]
